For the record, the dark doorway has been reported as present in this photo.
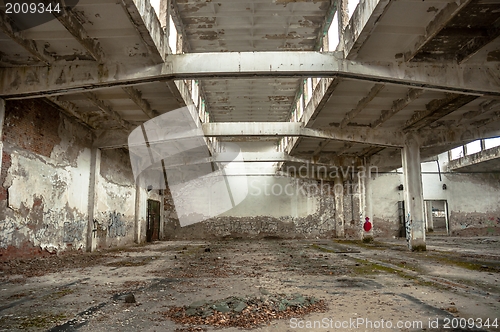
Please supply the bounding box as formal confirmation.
[147,200,160,242]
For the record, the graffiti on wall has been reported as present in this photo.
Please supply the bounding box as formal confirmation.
[108,211,126,238]
[63,220,86,243]
[405,212,412,248]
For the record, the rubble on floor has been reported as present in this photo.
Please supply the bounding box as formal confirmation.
[164,292,327,329]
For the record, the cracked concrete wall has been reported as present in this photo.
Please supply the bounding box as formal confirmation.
[162,176,337,239]
[368,163,500,238]
[366,173,405,238]
[427,173,500,236]
[0,100,93,258]
[0,100,146,258]
[93,149,137,249]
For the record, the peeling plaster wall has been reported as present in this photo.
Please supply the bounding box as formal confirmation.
[0,100,92,257]
[368,172,405,238]
[368,158,500,238]
[162,176,337,239]
[93,149,137,249]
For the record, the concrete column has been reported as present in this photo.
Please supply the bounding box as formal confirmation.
[134,183,141,243]
[357,170,373,241]
[87,147,101,252]
[0,99,5,175]
[334,175,344,238]
[425,201,434,232]
[363,168,374,241]
[401,133,426,251]
[134,184,147,243]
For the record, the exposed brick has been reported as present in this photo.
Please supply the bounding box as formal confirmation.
[3,99,61,158]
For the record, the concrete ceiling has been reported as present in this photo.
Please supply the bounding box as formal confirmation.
[0,0,499,174]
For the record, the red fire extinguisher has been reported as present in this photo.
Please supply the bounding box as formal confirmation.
[363,217,372,232]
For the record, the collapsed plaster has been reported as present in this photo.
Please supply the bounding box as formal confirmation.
[0,100,140,258]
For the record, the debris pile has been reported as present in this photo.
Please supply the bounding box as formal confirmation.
[164,293,327,328]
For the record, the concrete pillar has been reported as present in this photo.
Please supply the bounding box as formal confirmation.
[334,175,345,238]
[363,168,374,241]
[134,183,141,243]
[401,133,426,251]
[425,201,434,232]
[134,184,147,243]
[357,170,373,241]
[0,99,4,175]
[87,148,101,252]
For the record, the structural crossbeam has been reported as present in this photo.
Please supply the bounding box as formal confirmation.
[202,122,403,147]
[2,52,500,99]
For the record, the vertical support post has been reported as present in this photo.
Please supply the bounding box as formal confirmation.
[357,171,365,239]
[159,0,168,29]
[363,167,374,241]
[87,147,101,252]
[334,174,344,238]
[0,99,5,175]
[426,201,434,232]
[401,133,426,251]
[480,139,486,151]
[357,169,373,241]
[134,183,141,243]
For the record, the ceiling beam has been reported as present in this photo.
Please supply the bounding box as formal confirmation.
[456,20,500,64]
[203,122,403,147]
[83,92,133,130]
[404,0,472,62]
[121,87,158,119]
[44,0,105,62]
[313,139,331,156]
[2,52,500,99]
[45,96,96,129]
[360,146,386,158]
[420,125,500,148]
[303,77,342,127]
[120,0,167,63]
[0,9,54,64]
[343,0,391,60]
[404,94,478,131]
[340,83,384,128]
[371,88,425,128]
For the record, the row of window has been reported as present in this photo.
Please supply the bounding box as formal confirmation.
[449,137,500,160]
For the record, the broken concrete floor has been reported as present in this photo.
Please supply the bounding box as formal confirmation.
[0,236,499,331]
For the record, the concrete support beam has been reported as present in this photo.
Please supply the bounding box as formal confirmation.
[404,94,478,131]
[203,122,403,147]
[45,0,105,62]
[303,78,342,127]
[425,201,434,232]
[46,96,97,129]
[404,0,472,62]
[122,87,158,119]
[87,148,101,252]
[340,83,384,128]
[334,175,345,238]
[121,0,168,63]
[0,9,54,64]
[420,125,500,149]
[343,0,391,59]
[401,133,426,251]
[448,144,500,172]
[372,88,425,128]
[83,92,133,130]
[2,52,500,99]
